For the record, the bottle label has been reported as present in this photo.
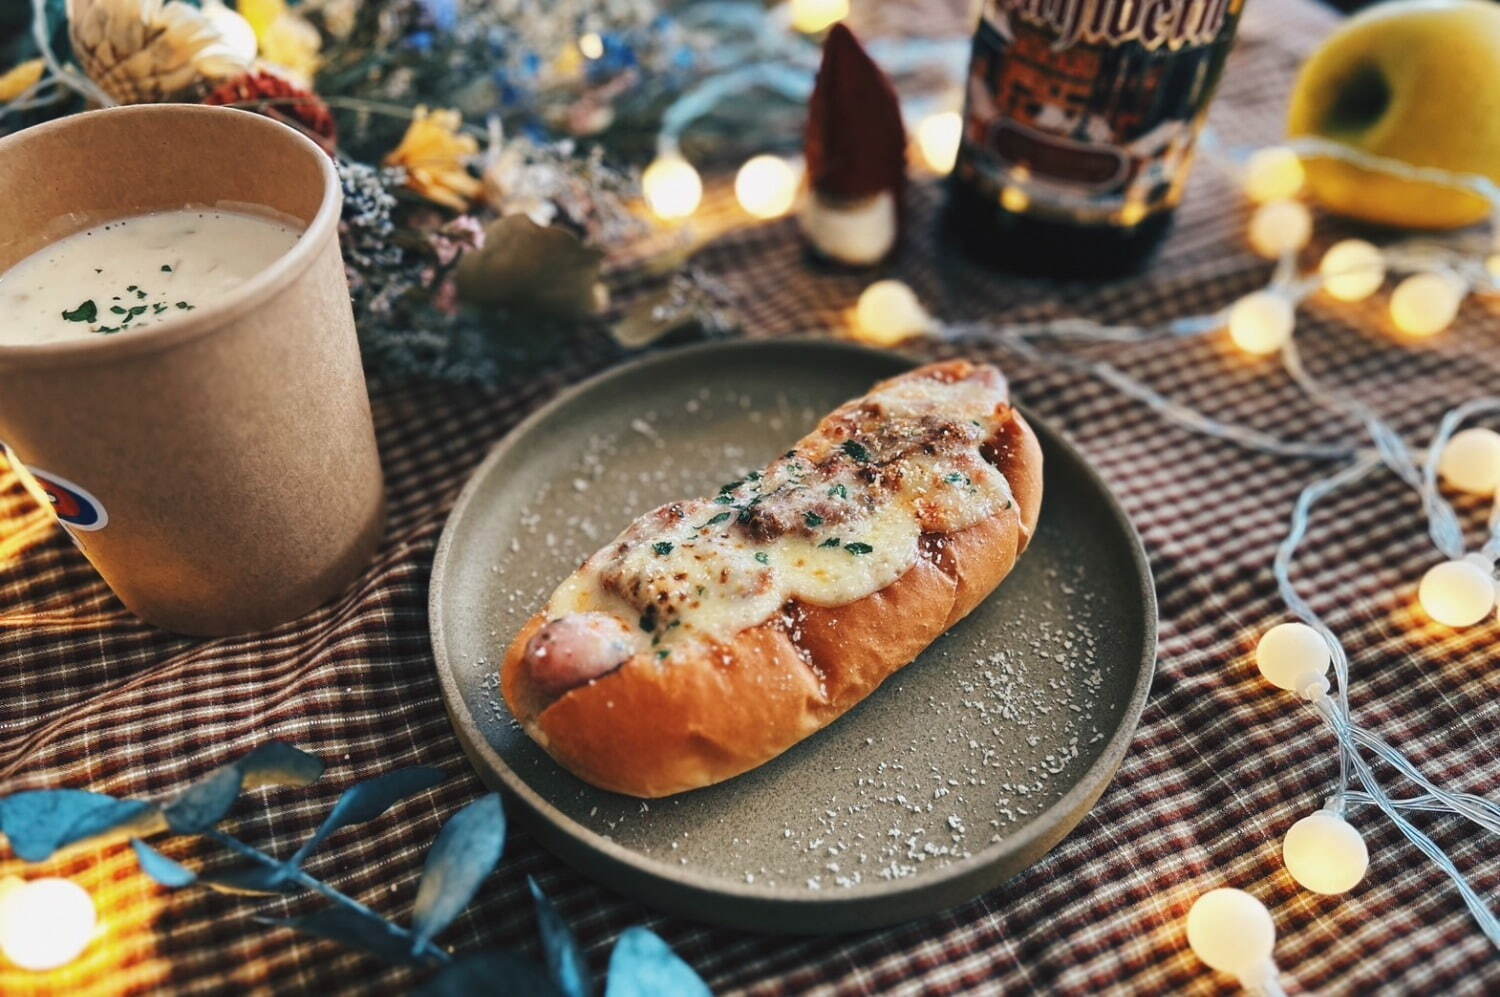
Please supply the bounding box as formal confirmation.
[956,0,1245,226]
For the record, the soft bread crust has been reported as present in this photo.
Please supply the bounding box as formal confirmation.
[502,376,1043,798]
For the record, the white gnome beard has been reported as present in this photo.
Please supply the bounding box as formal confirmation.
[798,190,898,266]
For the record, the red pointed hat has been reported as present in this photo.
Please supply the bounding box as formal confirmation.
[804,23,907,202]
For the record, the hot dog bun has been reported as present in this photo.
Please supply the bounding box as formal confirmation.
[502,360,1042,798]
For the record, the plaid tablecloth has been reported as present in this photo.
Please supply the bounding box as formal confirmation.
[3,0,1497,992]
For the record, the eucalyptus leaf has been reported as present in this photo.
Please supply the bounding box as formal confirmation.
[529,877,592,997]
[260,908,425,966]
[292,766,445,867]
[410,794,507,950]
[454,214,606,320]
[199,863,295,896]
[58,798,159,850]
[131,838,197,888]
[0,789,124,861]
[603,928,710,997]
[415,950,563,997]
[163,764,245,834]
[238,742,325,789]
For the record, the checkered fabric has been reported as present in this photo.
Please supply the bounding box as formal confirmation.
[3,0,1497,993]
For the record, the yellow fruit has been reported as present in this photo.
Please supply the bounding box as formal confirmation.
[1288,0,1500,229]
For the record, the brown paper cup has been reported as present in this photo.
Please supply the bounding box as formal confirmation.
[0,104,384,636]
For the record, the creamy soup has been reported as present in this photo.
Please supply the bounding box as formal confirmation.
[0,208,303,346]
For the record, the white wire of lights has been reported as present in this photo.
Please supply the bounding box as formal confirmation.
[842,140,1500,989]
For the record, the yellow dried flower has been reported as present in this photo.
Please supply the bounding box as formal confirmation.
[67,0,251,104]
[238,0,321,85]
[385,106,484,212]
[0,59,46,103]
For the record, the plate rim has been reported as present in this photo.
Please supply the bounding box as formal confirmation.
[429,337,1158,928]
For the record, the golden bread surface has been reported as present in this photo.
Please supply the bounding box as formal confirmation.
[501,360,1043,797]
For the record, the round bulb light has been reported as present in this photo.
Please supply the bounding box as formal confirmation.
[1418,558,1495,627]
[1243,146,1305,203]
[0,877,97,972]
[1227,290,1295,356]
[1185,888,1278,985]
[1390,271,1465,338]
[916,111,963,175]
[1438,427,1500,497]
[1282,811,1369,895]
[1319,239,1385,302]
[853,280,932,346]
[1255,621,1330,695]
[1248,199,1312,259]
[642,151,702,221]
[735,155,799,219]
[790,0,849,33]
[578,32,605,60]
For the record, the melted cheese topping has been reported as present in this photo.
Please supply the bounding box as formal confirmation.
[545,364,1017,659]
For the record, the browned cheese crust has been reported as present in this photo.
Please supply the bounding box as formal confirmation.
[501,362,1043,797]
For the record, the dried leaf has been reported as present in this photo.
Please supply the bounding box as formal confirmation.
[416,950,563,996]
[603,928,709,997]
[238,742,325,790]
[454,215,605,320]
[292,766,445,867]
[163,765,244,834]
[0,790,128,862]
[410,794,507,949]
[131,839,197,888]
[260,908,424,966]
[200,864,296,896]
[163,741,324,834]
[530,877,591,997]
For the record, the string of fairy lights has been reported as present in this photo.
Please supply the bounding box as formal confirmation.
[641,57,1500,986]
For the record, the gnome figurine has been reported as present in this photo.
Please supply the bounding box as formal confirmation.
[799,23,907,267]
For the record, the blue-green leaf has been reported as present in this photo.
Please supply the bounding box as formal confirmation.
[604,928,710,997]
[292,766,445,867]
[410,794,506,949]
[530,877,591,997]
[416,950,563,996]
[259,908,424,965]
[58,798,158,850]
[238,742,324,789]
[199,863,296,896]
[131,838,197,887]
[163,764,244,833]
[0,789,122,861]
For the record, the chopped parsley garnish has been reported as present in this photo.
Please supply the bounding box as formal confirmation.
[161,264,173,272]
[718,480,742,494]
[804,511,824,528]
[61,300,97,323]
[95,325,120,334]
[657,650,669,660]
[828,484,847,499]
[713,493,735,505]
[175,301,194,310]
[844,542,874,555]
[126,285,137,292]
[754,551,769,564]
[746,471,761,481]
[820,537,841,548]
[135,289,147,300]
[109,305,127,315]
[737,507,754,524]
[652,541,673,556]
[703,511,731,527]
[945,472,969,486]
[841,440,871,463]
[639,610,657,633]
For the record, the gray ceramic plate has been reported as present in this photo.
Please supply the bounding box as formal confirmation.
[430,339,1156,933]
